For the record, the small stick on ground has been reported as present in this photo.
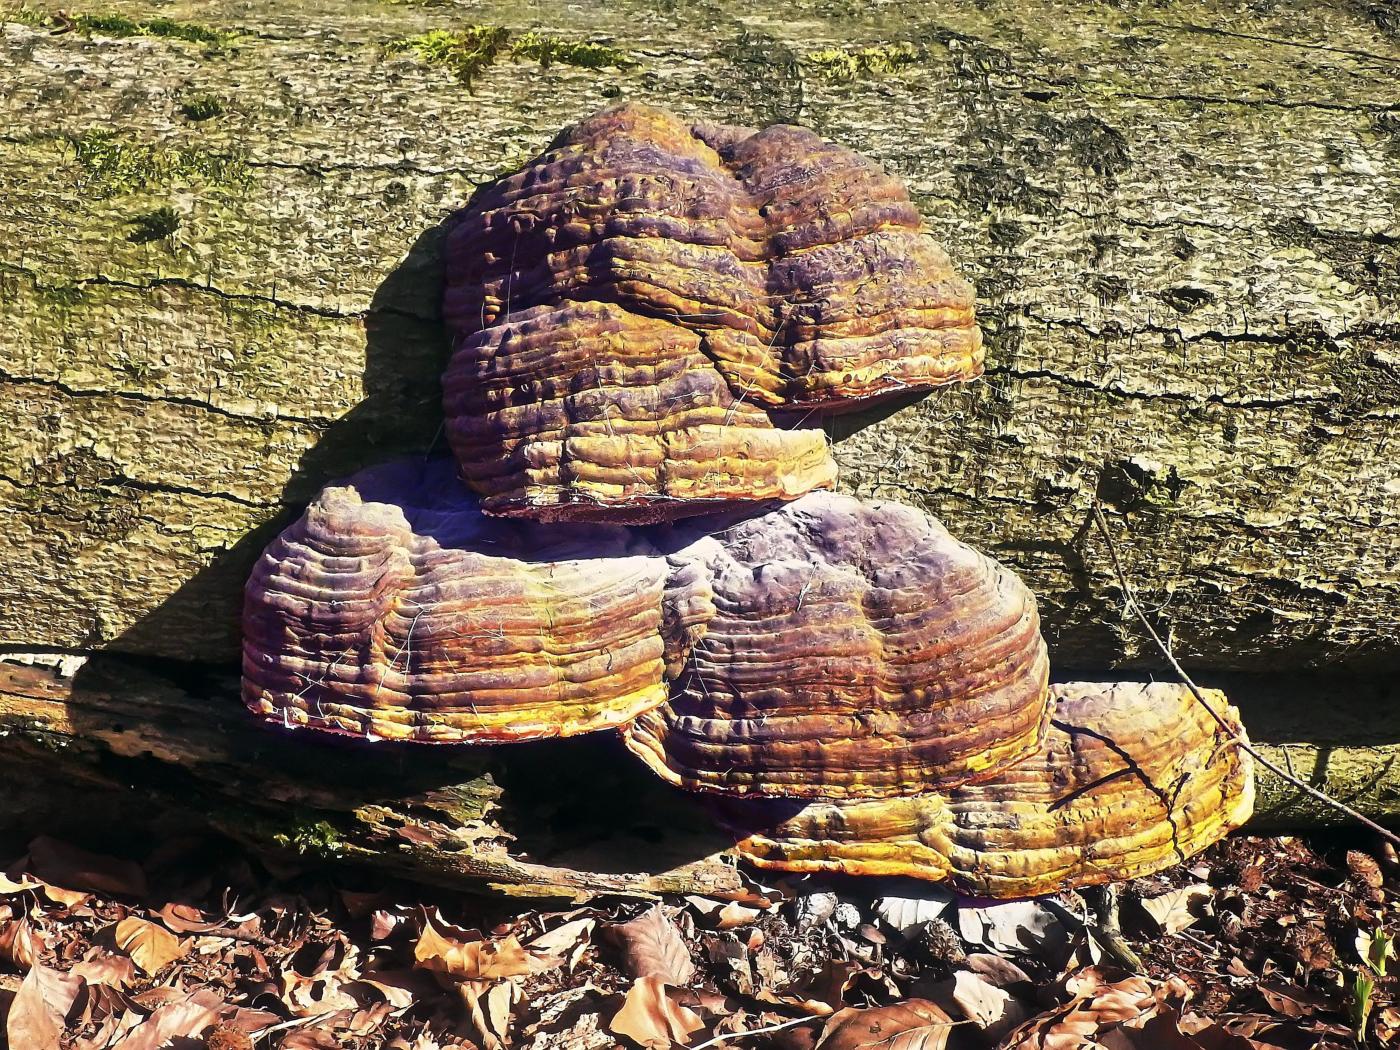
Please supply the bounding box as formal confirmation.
[1091,501,1400,850]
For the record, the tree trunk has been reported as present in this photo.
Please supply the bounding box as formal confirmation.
[1,0,1398,892]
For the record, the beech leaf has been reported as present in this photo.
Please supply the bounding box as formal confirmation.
[609,975,705,1049]
[414,919,557,981]
[609,906,695,985]
[7,962,82,1049]
[111,994,221,1050]
[816,999,957,1050]
[115,916,184,975]
[874,888,955,935]
[1140,884,1213,935]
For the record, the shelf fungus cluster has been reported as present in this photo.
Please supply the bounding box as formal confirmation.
[243,103,1253,897]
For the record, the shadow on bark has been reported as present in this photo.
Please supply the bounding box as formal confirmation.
[43,223,739,890]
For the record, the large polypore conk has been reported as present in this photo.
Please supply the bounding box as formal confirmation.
[622,492,1051,798]
[441,102,983,523]
[242,458,670,742]
[711,682,1256,897]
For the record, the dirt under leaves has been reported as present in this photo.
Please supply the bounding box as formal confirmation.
[0,832,1395,1049]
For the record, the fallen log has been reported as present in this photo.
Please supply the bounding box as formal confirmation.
[1,656,1395,899]
[1,0,1398,673]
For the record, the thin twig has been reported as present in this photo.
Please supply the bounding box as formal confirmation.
[1091,501,1400,849]
[688,1015,817,1049]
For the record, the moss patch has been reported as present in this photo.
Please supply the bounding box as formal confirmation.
[388,25,634,87]
[510,31,633,70]
[803,42,923,81]
[126,205,181,243]
[272,817,346,858]
[179,93,225,121]
[69,130,251,197]
[8,7,238,49]
[387,26,512,88]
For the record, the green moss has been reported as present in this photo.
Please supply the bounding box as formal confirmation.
[69,130,251,197]
[388,25,634,86]
[7,7,237,49]
[803,42,922,81]
[387,26,512,88]
[179,93,225,121]
[126,205,181,243]
[272,818,345,857]
[510,31,633,69]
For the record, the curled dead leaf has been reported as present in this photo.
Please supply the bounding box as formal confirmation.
[815,999,957,1050]
[72,948,138,989]
[115,916,184,976]
[1139,884,1213,936]
[414,918,559,982]
[610,975,705,1049]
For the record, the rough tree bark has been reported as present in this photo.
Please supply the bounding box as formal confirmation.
[1,0,1398,894]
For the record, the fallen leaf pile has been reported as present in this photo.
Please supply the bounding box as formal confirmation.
[0,833,1393,1047]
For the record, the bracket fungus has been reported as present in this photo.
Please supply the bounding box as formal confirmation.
[623,492,1051,799]
[708,682,1256,897]
[242,458,670,742]
[441,102,982,522]
[241,103,1253,899]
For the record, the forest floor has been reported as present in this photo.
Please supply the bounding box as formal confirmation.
[0,830,1395,1049]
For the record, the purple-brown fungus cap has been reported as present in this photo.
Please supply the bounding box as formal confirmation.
[441,103,983,523]
[242,458,669,742]
[623,491,1049,798]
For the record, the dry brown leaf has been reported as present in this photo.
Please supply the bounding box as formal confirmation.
[528,917,597,957]
[610,975,705,1049]
[609,906,696,985]
[115,916,184,975]
[998,967,1207,1050]
[965,953,1032,988]
[37,880,91,908]
[0,872,42,895]
[7,962,82,1049]
[0,914,37,971]
[1139,884,1212,935]
[205,1023,255,1050]
[414,918,557,981]
[950,970,1010,1029]
[816,999,957,1050]
[1256,980,1336,1018]
[73,948,138,989]
[110,994,221,1050]
[461,978,518,1050]
[349,969,434,1009]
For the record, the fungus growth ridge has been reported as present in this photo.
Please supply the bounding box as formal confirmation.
[440,102,983,522]
[622,492,1051,798]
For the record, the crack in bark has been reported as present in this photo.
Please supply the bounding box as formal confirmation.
[1144,21,1400,67]
[0,367,333,428]
[2,262,434,323]
[0,469,269,510]
[1107,89,1400,113]
[988,363,1335,409]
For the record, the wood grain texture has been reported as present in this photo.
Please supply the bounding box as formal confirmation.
[1,0,1397,672]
